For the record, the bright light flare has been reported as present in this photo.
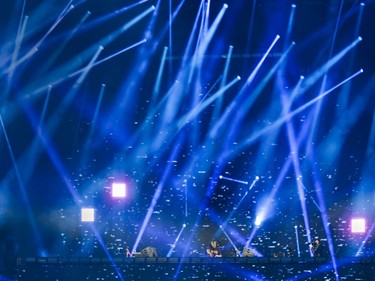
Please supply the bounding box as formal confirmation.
[351,218,366,233]
[112,182,126,198]
[81,208,95,222]
[255,215,263,227]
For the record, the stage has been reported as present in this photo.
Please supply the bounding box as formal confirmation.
[18,256,375,280]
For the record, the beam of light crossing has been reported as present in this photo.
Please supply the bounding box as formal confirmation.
[219,225,240,256]
[227,69,364,161]
[305,0,345,161]
[167,224,187,257]
[174,44,289,270]
[0,115,45,255]
[0,0,26,69]
[243,114,314,248]
[23,46,104,179]
[79,0,150,32]
[131,140,183,255]
[300,38,362,156]
[0,48,107,207]
[281,90,313,251]
[79,84,106,168]
[31,39,146,95]
[35,10,92,79]
[4,2,75,73]
[298,36,362,97]
[319,79,374,165]
[177,75,241,129]
[146,76,222,155]
[75,4,155,66]
[336,2,365,116]
[187,3,228,85]
[196,3,228,57]
[208,37,288,140]
[76,45,104,85]
[355,221,375,257]
[174,156,234,280]
[234,41,295,120]
[6,15,28,87]
[210,45,234,128]
[215,176,259,237]
[141,1,204,137]
[28,5,154,95]
[21,103,127,277]
[309,156,341,277]
[90,225,125,281]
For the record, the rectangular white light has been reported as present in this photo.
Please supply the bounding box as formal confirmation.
[112,182,126,198]
[81,208,95,222]
[351,218,365,233]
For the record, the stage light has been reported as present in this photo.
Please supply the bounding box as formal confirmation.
[351,218,366,233]
[255,215,263,226]
[112,182,126,198]
[81,208,95,222]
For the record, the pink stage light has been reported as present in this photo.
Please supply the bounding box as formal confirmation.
[81,208,95,222]
[112,182,126,198]
[351,218,366,233]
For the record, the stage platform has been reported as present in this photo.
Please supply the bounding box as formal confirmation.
[17,256,375,280]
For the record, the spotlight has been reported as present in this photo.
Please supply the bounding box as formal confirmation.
[255,215,263,226]
[223,4,228,9]
[112,182,126,198]
[81,208,95,222]
[351,218,366,233]
[255,176,260,180]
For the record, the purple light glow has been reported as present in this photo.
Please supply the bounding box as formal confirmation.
[351,218,366,233]
[112,182,126,198]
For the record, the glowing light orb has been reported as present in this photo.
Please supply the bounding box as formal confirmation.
[81,208,95,222]
[112,182,126,198]
[351,218,366,233]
